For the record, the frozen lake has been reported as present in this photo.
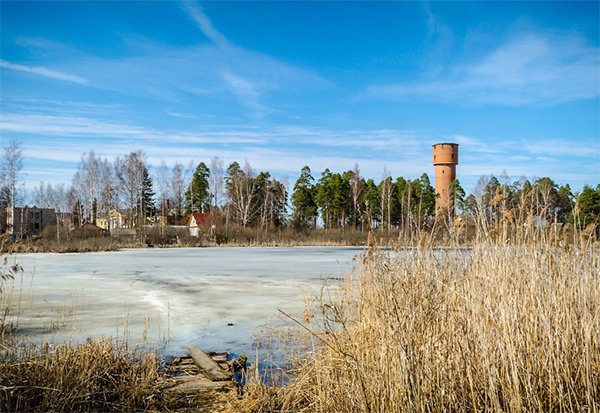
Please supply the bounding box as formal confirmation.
[2,246,362,358]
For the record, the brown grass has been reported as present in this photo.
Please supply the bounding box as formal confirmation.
[0,338,161,412]
[2,213,598,411]
[231,234,600,411]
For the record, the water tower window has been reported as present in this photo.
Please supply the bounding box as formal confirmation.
[451,154,454,159]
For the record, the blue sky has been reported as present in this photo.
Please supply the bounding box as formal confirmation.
[1,0,599,195]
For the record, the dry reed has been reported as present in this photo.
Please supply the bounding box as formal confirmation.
[0,338,161,412]
[233,234,599,412]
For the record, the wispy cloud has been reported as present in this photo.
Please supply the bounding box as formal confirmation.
[0,113,264,144]
[365,32,599,106]
[8,107,596,190]
[180,1,230,48]
[222,71,269,117]
[165,111,197,119]
[0,59,87,84]
[522,138,600,158]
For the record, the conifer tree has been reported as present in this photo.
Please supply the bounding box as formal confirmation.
[141,167,155,223]
[185,162,210,214]
[362,179,380,229]
[291,166,317,229]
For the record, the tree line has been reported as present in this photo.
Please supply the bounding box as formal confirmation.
[1,140,599,236]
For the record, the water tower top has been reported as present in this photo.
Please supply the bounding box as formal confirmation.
[433,143,459,165]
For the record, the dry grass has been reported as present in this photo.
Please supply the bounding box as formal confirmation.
[0,336,233,411]
[233,234,600,411]
[0,338,161,412]
[2,212,598,411]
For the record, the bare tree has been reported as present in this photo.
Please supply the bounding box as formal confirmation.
[115,150,146,227]
[99,159,115,227]
[32,181,51,207]
[209,156,224,211]
[187,159,196,213]
[44,183,68,244]
[349,163,364,230]
[72,151,102,224]
[226,161,259,227]
[170,162,187,220]
[1,140,24,233]
[154,161,171,223]
[379,167,394,234]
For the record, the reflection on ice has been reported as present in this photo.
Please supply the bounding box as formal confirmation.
[3,247,361,357]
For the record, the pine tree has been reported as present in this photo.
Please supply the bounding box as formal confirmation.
[574,185,600,226]
[315,169,333,229]
[141,167,155,223]
[185,162,210,214]
[362,179,380,229]
[448,179,465,214]
[329,172,350,230]
[291,166,317,229]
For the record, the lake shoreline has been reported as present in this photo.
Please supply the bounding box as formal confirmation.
[2,238,371,254]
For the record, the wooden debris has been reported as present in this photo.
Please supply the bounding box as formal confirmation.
[164,379,236,393]
[187,347,232,381]
[160,348,236,395]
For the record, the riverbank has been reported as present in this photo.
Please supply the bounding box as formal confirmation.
[0,337,246,412]
[1,227,378,254]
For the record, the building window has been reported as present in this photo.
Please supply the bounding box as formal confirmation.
[35,223,40,230]
[35,212,40,219]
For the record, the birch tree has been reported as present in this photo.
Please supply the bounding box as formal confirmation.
[348,163,364,230]
[72,151,102,224]
[209,157,224,211]
[379,167,394,234]
[115,150,146,227]
[226,161,259,227]
[1,140,24,232]
[155,161,171,221]
[170,162,187,220]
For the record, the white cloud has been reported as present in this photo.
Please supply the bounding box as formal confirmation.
[6,110,597,192]
[522,138,600,158]
[180,2,230,48]
[0,59,87,84]
[222,71,268,117]
[365,32,599,106]
[0,113,265,144]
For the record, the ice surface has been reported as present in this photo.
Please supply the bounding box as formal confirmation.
[2,246,362,358]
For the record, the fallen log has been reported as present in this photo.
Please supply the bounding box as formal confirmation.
[187,347,232,381]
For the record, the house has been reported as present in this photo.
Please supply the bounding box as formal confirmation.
[188,212,219,237]
[106,210,132,230]
[96,217,109,230]
[5,206,56,238]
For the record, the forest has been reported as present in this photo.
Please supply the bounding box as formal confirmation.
[1,141,599,243]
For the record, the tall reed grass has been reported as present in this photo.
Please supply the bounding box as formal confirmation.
[231,232,599,411]
[0,338,160,412]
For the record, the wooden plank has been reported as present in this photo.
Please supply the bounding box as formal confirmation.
[164,379,235,393]
[212,354,228,363]
[187,347,232,381]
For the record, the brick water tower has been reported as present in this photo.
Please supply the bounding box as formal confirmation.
[432,143,459,212]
